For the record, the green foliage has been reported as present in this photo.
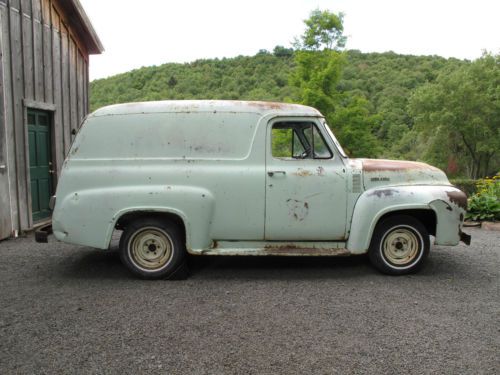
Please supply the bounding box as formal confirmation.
[295,9,346,51]
[90,53,296,110]
[409,53,500,178]
[291,9,346,115]
[466,175,500,221]
[291,50,345,114]
[449,178,477,196]
[330,95,382,157]
[272,128,293,158]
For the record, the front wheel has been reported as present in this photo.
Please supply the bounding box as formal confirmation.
[368,215,430,275]
[119,218,186,279]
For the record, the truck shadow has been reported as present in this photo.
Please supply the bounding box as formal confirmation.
[187,254,373,281]
[61,246,476,281]
[62,249,375,280]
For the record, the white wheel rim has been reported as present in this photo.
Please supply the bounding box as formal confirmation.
[381,225,422,268]
[128,227,173,272]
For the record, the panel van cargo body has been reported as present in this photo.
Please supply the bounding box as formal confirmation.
[43,100,470,279]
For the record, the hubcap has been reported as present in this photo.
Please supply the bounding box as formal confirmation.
[129,227,173,271]
[382,228,420,266]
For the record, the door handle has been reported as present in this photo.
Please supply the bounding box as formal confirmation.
[268,171,286,177]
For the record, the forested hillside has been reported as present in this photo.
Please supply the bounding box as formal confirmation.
[90,49,498,178]
[90,49,462,113]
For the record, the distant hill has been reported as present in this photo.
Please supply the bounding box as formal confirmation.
[90,49,465,113]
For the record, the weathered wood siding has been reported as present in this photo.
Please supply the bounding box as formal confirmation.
[0,0,91,238]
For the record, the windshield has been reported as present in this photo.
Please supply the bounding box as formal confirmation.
[323,121,348,158]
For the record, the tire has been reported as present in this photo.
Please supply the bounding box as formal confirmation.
[119,217,186,279]
[368,215,430,275]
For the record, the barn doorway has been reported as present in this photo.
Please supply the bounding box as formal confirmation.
[28,109,53,222]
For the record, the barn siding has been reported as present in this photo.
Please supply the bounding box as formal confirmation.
[0,0,94,238]
[0,2,19,238]
[0,4,14,239]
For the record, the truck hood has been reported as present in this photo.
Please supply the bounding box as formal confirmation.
[354,159,451,189]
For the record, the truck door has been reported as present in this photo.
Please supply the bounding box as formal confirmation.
[265,119,347,240]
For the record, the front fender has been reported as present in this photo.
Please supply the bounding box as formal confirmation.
[346,185,466,253]
[52,185,215,250]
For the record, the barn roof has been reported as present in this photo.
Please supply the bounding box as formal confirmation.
[56,0,104,54]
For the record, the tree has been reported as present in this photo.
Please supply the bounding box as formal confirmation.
[291,9,347,116]
[409,53,500,178]
[273,45,294,58]
[294,9,346,51]
[291,50,344,113]
[290,9,383,157]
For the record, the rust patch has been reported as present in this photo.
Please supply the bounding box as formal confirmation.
[286,199,309,221]
[243,101,290,110]
[446,191,467,210]
[263,245,350,256]
[367,189,398,198]
[293,168,313,177]
[362,159,440,172]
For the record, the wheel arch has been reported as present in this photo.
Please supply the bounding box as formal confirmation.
[106,208,190,250]
[377,209,436,237]
[347,186,443,255]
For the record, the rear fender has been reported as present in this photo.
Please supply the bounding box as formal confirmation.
[52,185,215,250]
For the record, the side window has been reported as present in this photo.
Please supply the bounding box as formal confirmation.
[272,127,293,158]
[271,122,332,159]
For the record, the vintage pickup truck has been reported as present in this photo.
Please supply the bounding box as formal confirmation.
[38,100,470,279]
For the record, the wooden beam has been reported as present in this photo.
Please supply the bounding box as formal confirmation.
[22,98,56,111]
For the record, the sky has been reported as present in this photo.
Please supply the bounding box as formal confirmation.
[79,0,500,81]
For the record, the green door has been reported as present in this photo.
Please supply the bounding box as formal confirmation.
[28,110,53,222]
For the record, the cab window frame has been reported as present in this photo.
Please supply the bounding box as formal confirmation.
[270,121,333,160]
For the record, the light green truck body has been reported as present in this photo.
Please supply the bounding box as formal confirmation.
[52,100,469,256]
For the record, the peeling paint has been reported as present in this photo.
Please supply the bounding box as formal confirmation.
[286,199,309,221]
[263,245,349,256]
[446,190,467,210]
[367,189,398,198]
[293,168,313,177]
[362,159,441,172]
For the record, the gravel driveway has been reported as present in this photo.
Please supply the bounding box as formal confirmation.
[0,227,498,374]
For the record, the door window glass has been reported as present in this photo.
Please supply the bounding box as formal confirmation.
[271,122,332,159]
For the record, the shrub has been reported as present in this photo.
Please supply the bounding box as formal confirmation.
[450,178,477,196]
[466,174,500,221]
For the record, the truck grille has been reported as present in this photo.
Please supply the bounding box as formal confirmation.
[352,174,361,193]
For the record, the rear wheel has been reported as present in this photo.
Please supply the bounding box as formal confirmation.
[368,215,430,275]
[119,218,186,279]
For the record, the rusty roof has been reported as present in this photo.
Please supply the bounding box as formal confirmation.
[55,0,104,54]
[91,100,323,117]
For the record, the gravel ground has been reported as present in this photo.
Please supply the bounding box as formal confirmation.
[0,227,498,374]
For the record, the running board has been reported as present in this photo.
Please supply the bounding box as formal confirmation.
[194,241,350,256]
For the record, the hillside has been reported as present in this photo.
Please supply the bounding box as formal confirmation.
[90,49,464,112]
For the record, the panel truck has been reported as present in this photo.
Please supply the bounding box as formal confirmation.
[37,101,471,279]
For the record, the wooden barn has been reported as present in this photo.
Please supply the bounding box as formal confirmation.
[0,0,103,240]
